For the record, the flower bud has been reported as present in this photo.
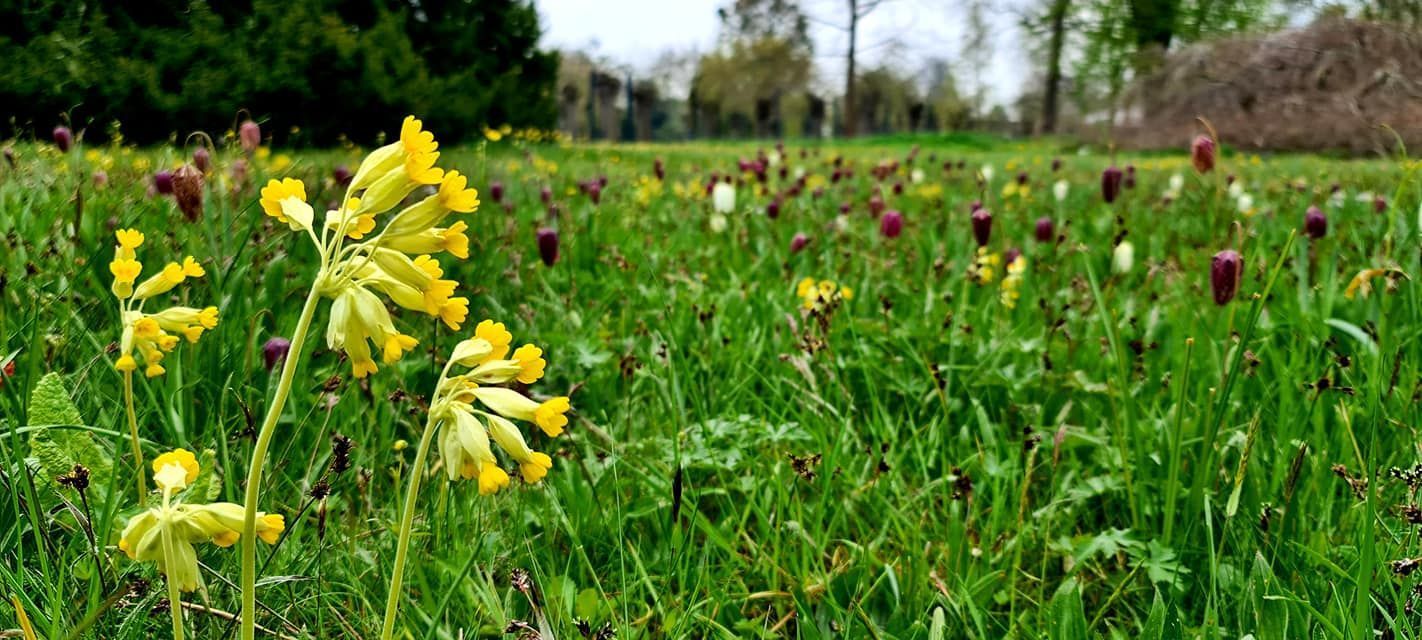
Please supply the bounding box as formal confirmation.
[263,337,291,372]
[52,126,73,153]
[766,199,780,219]
[1035,216,1055,243]
[1112,241,1134,274]
[540,186,553,205]
[880,210,903,238]
[93,170,108,188]
[154,170,174,195]
[1191,135,1215,174]
[1304,205,1327,239]
[971,208,992,247]
[1101,166,1123,204]
[586,182,602,205]
[239,120,261,153]
[333,165,352,186]
[490,181,504,204]
[230,159,249,190]
[790,232,810,253]
[868,194,885,217]
[172,164,204,221]
[1374,195,1387,214]
[1210,249,1242,305]
[193,147,211,173]
[536,227,559,266]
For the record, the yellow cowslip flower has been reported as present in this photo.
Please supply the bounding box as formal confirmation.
[259,118,483,379]
[1344,267,1407,300]
[973,247,1001,285]
[426,321,570,495]
[796,277,851,312]
[1000,255,1027,309]
[119,449,284,592]
[110,230,218,377]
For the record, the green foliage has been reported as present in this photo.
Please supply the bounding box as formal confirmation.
[25,372,113,499]
[0,0,558,144]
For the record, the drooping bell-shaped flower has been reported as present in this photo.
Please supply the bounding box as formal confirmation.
[1035,216,1055,243]
[1191,135,1215,174]
[1101,166,1123,204]
[1304,205,1327,239]
[1211,249,1242,305]
[880,210,903,238]
[971,208,993,247]
[53,126,73,152]
[239,120,261,153]
[536,227,559,266]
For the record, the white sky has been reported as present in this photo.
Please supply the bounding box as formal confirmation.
[535,0,1030,110]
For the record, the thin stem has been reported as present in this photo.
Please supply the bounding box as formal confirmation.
[240,285,324,640]
[122,371,146,502]
[380,415,443,640]
[160,489,185,640]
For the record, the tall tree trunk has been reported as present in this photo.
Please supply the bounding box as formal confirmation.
[1040,0,1070,134]
[844,0,858,137]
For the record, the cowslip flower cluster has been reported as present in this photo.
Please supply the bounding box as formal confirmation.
[971,247,1002,285]
[427,320,571,495]
[796,277,853,312]
[1345,267,1407,300]
[1000,255,1027,308]
[109,229,219,377]
[119,449,284,593]
[258,116,479,378]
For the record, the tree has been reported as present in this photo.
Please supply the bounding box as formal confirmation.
[831,0,890,137]
[959,0,992,121]
[693,0,814,137]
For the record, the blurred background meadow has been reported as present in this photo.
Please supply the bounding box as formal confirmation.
[3,1,1422,639]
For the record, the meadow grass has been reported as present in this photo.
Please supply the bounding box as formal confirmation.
[1,135,1420,639]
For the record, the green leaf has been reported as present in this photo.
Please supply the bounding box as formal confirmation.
[26,372,114,501]
[1047,578,1090,640]
[574,587,605,621]
[183,448,222,502]
[1141,590,1181,640]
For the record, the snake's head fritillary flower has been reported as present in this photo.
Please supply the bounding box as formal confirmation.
[1053,180,1069,202]
[880,210,904,239]
[1374,195,1388,214]
[869,194,885,217]
[1101,166,1123,204]
[52,126,72,152]
[971,208,993,247]
[192,147,211,173]
[1004,247,1022,267]
[1211,250,1242,305]
[154,170,174,195]
[1304,205,1327,239]
[790,232,810,253]
[1191,135,1216,174]
[93,170,108,188]
[712,182,735,214]
[766,199,780,219]
[536,227,559,266]
[654,157,665,181]
[1112,241,1135,274]
[489,181,504,204]
[333,165,352,186]
[540,186,553,205]
[1035,217,1055,243]
[239,120,261,153]
[263,337,291,372]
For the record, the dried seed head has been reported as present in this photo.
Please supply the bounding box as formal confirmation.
[172,164,204,221]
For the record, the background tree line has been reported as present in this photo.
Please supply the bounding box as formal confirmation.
[553,0,1421,142]
[0,0,559,145]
